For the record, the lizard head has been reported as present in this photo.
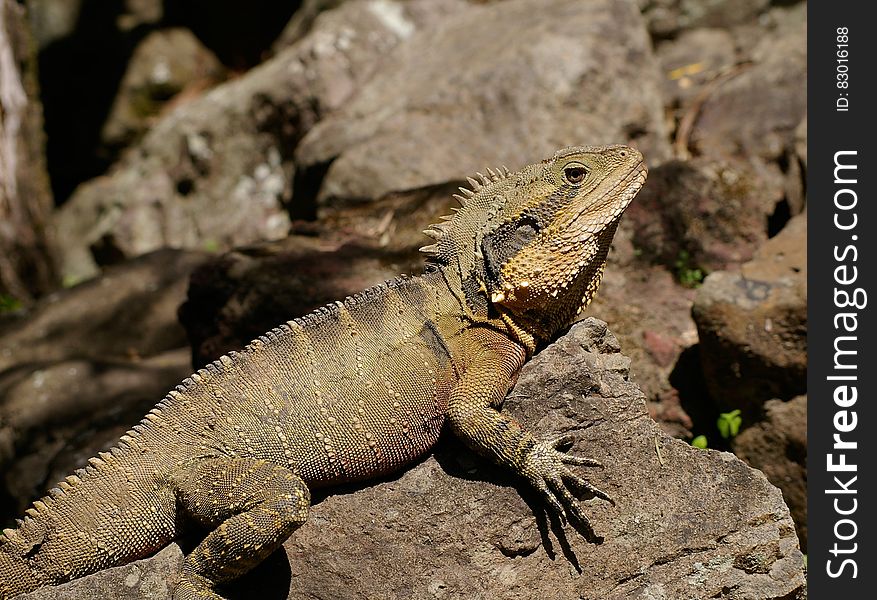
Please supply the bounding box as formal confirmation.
[422,144,647,338]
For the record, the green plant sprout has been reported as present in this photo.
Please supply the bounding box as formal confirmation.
[717,409,743,439]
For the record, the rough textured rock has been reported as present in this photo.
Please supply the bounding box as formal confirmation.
[0,0,57,302]
[99,27,226,154]
[0,249,206,515]
[655,27,736,106]
[53,0,467,285]
[687,4,806,165]
[640,0,771,39]
[588,262,698,437]
[17,319,805,599]
[692,212,806,416]
[733,395,807,552]
[626,157,785,273]
[295,0,670,209]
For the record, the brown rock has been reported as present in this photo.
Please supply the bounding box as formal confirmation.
[689,6,806,165]
[692,212,806,415]
[17,319,805,599]
[295,0,670,209]
[732,396,807,551]
[627,157,785,273]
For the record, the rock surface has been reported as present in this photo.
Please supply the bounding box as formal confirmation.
[295,0,670,209]
[17,319,806,600]
[99,27,226,154]
[692,212,806,415]
[0,249,206,515]
[733,395,807,552]
[53,0,467,284]
[687,3,806,166]
[641,0,771,39]
[627,157,785,273]
[655,27,736,106]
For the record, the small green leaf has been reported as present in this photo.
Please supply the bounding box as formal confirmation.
[691,435,708,449]
[717,409,743,439]
[673,250,707,288]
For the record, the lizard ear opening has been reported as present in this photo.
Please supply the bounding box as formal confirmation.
[480,217,540,295]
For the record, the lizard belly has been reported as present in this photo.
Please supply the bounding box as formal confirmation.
[283,373,450,487]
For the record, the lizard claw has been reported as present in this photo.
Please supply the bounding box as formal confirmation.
[523,438,613,535]
[547,435,604,467]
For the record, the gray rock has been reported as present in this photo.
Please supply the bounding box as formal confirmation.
[53,0,466,285]
[100,28,226,154]
[688,5,806,165]
[0,249,206,514]
[733,395,807,552]
[295,0,670,209]
[18,319,805,599]
[655,28,737,106]
[640,0,771,39]
[692,212,806,415]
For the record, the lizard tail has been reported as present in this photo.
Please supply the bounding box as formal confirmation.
[0,448,177,596]
[0,545,40,598]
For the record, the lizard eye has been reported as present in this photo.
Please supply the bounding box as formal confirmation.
[563,165,589,185]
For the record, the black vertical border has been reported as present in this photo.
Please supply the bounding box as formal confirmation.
[808,1,876,596]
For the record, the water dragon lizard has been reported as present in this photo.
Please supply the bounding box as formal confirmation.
[0,144,647,599]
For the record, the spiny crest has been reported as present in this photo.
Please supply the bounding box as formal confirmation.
[419,164,511,259]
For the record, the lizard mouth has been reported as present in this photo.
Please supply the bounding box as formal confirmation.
[576,159,647,223]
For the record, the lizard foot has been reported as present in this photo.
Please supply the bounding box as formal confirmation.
[174,571,227,600]
[522,434,613,537]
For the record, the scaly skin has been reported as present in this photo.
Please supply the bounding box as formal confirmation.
[0,145,647,599]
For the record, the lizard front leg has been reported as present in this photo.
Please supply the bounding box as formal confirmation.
[446,330,612,537]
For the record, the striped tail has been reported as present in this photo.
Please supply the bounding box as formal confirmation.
[0,445,177,597]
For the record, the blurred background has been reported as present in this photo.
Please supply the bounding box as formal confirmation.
[0,0,806,552]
